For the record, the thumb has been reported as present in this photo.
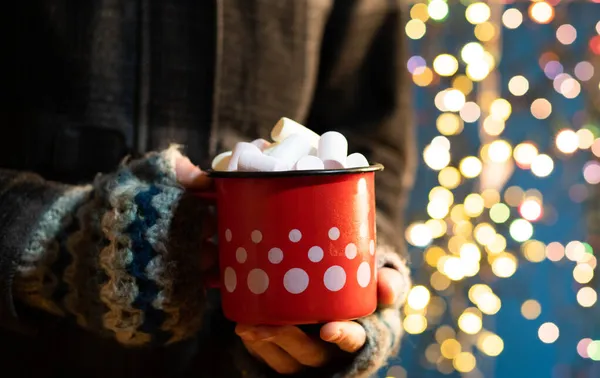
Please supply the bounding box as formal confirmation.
[175,156,212,190]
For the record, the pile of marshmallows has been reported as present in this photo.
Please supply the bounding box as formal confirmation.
[211,118,369,172]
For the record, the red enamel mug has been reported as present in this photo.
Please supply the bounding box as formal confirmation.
[196,163,384,325]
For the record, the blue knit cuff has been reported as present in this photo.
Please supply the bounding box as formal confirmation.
[15,146,210,346]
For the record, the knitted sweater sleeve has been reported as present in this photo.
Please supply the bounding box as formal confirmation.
[1,146,210,346]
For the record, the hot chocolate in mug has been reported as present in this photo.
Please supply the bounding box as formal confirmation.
[195,164,383,325]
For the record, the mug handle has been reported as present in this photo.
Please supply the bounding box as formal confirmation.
[193,190,220,289]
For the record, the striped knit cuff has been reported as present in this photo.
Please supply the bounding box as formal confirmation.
[332,249,410,378]
[14,145,210,346]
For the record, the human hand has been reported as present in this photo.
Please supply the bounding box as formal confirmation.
[235,266,405,375]
[174,155,218,273]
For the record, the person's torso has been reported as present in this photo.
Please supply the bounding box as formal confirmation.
[3,0,329,185]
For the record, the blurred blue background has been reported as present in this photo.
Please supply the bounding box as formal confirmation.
[380,2,600,378]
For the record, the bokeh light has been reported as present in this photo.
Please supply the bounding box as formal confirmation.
[538,322,560,343]
[502,8,523,29]
[529,2,555,24]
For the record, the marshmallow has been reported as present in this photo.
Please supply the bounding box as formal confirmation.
[323,160,345,170]
[266,133,312,167]
[271,117,320,149]
[294,155,325,171]
[238,151,289,172]
[345,153,369,168]
[251,138,271,151]
[211,151,233,171]
[318,131,348,167]
[228,142,262,171]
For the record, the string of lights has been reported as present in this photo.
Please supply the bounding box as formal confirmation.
[386,1,600,377]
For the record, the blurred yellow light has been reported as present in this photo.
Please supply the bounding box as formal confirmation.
[453,352,476,373]
[487,234,507,254]
[430,186,454,203]
[410,3,430,22]
[468,284,491,303]
[475,22,496,42]
[464,194,485,217]
[460,156,483,178]
[458,310,482,335]
[529,1,554,24]
[460,102,481,123]
[519,198,543,222]
[440,338,461,359]
[453,75,473,95]
[465,2,491,24]
[431,271,451,291]
[521,299,542,320]
[531,98,552,119]
[531,154,554,177]
[443,256,465,281]
[577,287,597,307]
[538,322,559,343]
[426,219,447,238]
[513,142,538,168]
[565,241,586,262]
[490,203,510,223]
[406,222,433,247]
[522,240,546,263]
[573,264,594,284]
[504,186,524,207]
[461,42,484,64]
[408,285,431,310]
[435,89,450,111]
[491,253,517,278]
[483,116,505,136]
[425,344,441,364]
[433,54,459,77]
[424,144,451,170]
[413,67,434,87]
[428,0,449,21]
[438,166,461,189]
[428,199,450,219]
[450,204,468,223]
[474,223,496,245]
[481,189,500,208]
[435,325,455,344]
[487,140,513,163]
[405,19,427,40]
[508,75,529,96]
[477,292,501,315]
[403,314,428,334]
[577,129,595,149]
[467,61,491,81]
[478,333,504,356]
[509,219,533,242]
[425,246,446,267]
[490,99,512,121]
[436,113,463,136]
[452,222,472,239]
[432,135,451,150]
[555,129,579,154]
[443,89,466,112]
[460,243,481,261]
[502,8,523,29]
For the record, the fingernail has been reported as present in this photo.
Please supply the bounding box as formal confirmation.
[252,328,273,340]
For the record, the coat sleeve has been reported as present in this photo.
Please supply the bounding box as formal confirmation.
[228,1,415,377]
[0,146,212,346]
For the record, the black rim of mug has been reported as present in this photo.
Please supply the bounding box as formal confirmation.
[207,163,384,178]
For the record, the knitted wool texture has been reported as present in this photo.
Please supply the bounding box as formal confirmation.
[14,146,209,346]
